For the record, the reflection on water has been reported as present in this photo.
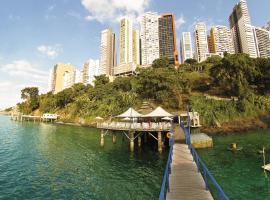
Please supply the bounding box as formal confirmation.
[198,129,270,200]
[0,116,167,199]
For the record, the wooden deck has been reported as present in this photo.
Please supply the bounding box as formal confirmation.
[166,144,214,200]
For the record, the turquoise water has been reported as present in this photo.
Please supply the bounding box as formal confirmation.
[0,115,167,199]
[198,129,270,200]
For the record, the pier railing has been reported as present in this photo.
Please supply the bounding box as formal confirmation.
[97,122,172,131]
[158,131,174,200]
[180,118,229,200]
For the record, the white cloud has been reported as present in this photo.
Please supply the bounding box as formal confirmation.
[37,45,61,59]
[0,60,48,108]
[81,0,151,23]
[175,15,186,30]
[0,60,48,82]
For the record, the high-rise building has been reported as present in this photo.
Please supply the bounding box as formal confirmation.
[132,29,140,65]
[208,26,235,55]
[194,22,209,62]
[180,32,193,63]
[82,59,100,85]
[140,12,160,66]
[100,28,117,76]
[229,0,258,58]
[120,17,133,65]
[254,27,270,58]
[158,13,179,65]
[49,63,75,94]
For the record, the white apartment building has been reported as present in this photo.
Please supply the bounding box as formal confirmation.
[229,0,258,58]
[140,12,160,65]
[180,32,193,63]
[254,27,270,58]
[194,22,209,62]
[120,17,133,65]
[209,26,235,55]
[100,28,116,76]
[82,59,100,85]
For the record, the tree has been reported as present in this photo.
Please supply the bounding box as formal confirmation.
[152,57,172,68]
[94,75,110,87]
[185,58,198,65]
[210,53,257,96]
[21,87,39,100]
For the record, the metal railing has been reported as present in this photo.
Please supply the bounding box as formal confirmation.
[180,114,230,200]
[158,137,174,200]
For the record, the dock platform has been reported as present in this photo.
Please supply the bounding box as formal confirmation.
[166,144,213,200]
[191,133,213,149]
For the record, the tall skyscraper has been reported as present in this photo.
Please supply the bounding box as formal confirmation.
[100,28,117,76]
[194,22,209,62]
[132,29,140,65]
[120,17,133,65]
[229,0,258,58]
[208,26,235,55]
[158,13,179,65]
[82,59,100,85]
[254,27,270,58]
[48,63,75,94]
[140,12,160,66]
[180,32,193,63]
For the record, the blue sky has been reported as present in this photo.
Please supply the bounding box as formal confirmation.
[0,0,269,109]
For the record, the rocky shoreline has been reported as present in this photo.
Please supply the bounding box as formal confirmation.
[202,114,270,135]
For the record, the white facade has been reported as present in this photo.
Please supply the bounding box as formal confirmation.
[140,12,160,65]
[180,32,193,63]
[254,27,270,58]
[229,0,258,58]
[210,26,235,54]
[100,28,116,76]
[47,69,54,92]
[132,29,140,65]
[74,69,82,84]
[194,22,209,62]
[63,71,75,90]
[120,17,133,65]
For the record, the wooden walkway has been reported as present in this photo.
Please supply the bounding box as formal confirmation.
[166,144,214,200]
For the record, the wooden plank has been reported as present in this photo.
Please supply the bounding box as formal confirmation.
[167,144,214,200]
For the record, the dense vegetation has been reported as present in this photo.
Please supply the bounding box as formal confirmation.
[17,54,270,127]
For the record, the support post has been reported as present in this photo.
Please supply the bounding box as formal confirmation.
[158,131,162,153]
[138,135,142,148]
[130,131,135,152]
[112,133,116,144]
[144,133,147,143]
[100,130,105,147]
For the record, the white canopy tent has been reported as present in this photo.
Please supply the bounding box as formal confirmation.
[116,108,143,118]
[143,106,174,118]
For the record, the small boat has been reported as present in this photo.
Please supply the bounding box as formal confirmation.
[227,143,243,151]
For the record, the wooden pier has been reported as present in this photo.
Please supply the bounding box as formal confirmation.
[97,122,172,152]
[166,144,213,200]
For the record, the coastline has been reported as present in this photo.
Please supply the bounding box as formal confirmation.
[202,114,270,135]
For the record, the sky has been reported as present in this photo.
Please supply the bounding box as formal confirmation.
[0,0,269,109]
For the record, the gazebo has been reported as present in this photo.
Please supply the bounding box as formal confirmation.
[143,106,174,118]
[116,107,143,118]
